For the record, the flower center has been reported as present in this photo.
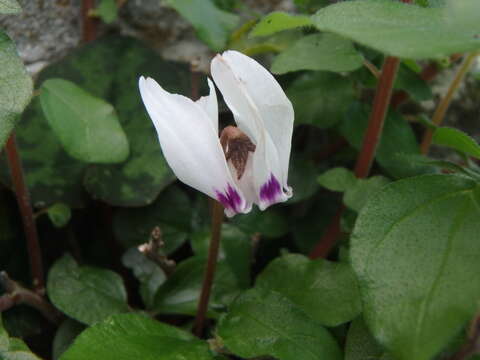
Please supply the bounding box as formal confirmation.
[220,126,256,180]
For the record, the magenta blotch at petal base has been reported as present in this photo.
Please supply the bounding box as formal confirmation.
[216,184,242,214]
[260,173,282,203]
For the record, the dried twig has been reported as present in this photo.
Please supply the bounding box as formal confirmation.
[138,227,176,276]
[0,272,62,324]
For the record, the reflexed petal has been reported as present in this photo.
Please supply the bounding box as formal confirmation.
[195,78,218,132]
[139,76,251,217]
[211,50,293,209]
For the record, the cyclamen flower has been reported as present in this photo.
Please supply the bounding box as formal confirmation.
[139,50,294,217]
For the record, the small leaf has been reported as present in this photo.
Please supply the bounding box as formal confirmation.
[271,33,363,74]
[217,288,342,360]
[250,12,312,37]
[52,319,85,360]
[46,203,71,228]
[121,247,166,309]
[165,0,239,51]
[394,65,433,102]
[0,314,41,360]
[0,31,33,147]
[113,185,190,253]
[47,254,130,325]
[40,79,129,164]
[231,207,288,238]
[345,317,386,360]
[0,0,21,14]
[60,313,215,360]
[318,167,357,192]
[256,254,362,326]
[432,127,480,159]
[343,175,389,212]
[312,0,480,59]
[94,0,117,24]
[287,72,355,128]
[351,174,480,360]
[339,102,420,179]
[288,154,319,203]
[153,257,240,316]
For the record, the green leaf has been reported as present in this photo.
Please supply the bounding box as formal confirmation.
[0,0,21,14]
[287,72,355,128]
[231,207,288,238]
[113,185,190,253]
[288,155,319,203]
[122,247,166,309]
[312,0,480,59]
[0,37,189,207]
[351,174,480,360]
[271,33,363,74]
[60,313,215,360]
[217,288,342,360]
[256,254,362,326]
[343,175,389,212]
[345,317,386,360]
[0,314,41,360]
[294,0,330,13]
[46,203,71,228]
[230,21,303,56]
[191,224,252,289]
[83,39,190,206]
[47,254,130,325]
[153,257,240,316]
[52,319,85,360]
[338,102,420,179]
[394,64,433,102]
[94,0,117,24]
[250,12,312,37]
[40,79,129,164]
[432,127,480,159]
[0,31,33,147]
[165,0,239,51]
[318,167,357,192]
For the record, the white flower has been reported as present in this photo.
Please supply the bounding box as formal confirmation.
[139,50,294,217]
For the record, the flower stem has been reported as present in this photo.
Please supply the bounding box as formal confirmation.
[193,200,223,337]
[5,133,44,291]
[309,56,400,259]
[420,52,479,154]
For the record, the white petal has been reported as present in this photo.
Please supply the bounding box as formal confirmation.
[139,76,251,217]
[195,78,218,133]
[211,51,293,209]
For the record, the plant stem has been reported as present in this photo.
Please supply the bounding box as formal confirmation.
[309,56,400,259]
[449,314,480,360]
[420,52,478,154]
[5,134,44,291]
[193,200,223,337]
[0,272,61,324]
[354,56,400,178]
[81,0,98,43]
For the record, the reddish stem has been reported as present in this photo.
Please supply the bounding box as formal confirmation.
[82,0,98,43]
[354,57,400,178]
[309,57,400,259]
[5,134,44,291]
[309,205,345,259]
[193,201,223,337]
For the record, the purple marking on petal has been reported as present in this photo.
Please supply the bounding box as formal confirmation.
[215,184,242,213]
[260,174,282,203]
